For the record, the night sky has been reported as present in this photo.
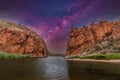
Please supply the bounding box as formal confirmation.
[0,0,120,53]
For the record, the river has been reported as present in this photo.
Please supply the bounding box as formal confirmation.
[0,56,120,80]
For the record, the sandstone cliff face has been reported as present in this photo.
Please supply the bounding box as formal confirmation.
[67,20,120,55]
[0,20,47,57]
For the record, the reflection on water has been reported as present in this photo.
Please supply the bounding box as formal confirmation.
[0,57,120,80]
[0,57,69,80]
[67,61,120,80]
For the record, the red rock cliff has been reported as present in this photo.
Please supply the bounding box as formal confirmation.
[67,20,120,55]
[0,20,48,57]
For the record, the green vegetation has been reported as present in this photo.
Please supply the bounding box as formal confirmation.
[95,45,102,51]
[69,54,120,60]
[108,42,114,46]
[0,52,28,59]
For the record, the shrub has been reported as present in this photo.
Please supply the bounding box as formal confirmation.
[95,45,102,51]
[108,42,114,46]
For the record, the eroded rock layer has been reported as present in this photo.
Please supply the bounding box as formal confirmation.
[0,20,48,57]
[67,20,120,55]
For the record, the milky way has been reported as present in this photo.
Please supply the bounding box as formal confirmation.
[0,0,120,53]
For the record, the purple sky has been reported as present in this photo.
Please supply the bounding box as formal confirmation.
[0,0,120,53]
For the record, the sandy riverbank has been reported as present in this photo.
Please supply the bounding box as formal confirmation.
[66,59,120,63]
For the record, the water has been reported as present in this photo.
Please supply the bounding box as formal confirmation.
[0,57,120,80]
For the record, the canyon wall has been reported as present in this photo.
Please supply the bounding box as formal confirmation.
[67,20,120,55]
[0,20,48,57]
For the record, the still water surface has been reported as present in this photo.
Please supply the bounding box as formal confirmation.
[0,57,120,80]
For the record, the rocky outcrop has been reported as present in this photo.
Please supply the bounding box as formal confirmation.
[0,20,48,57]
[67,20,120,55]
